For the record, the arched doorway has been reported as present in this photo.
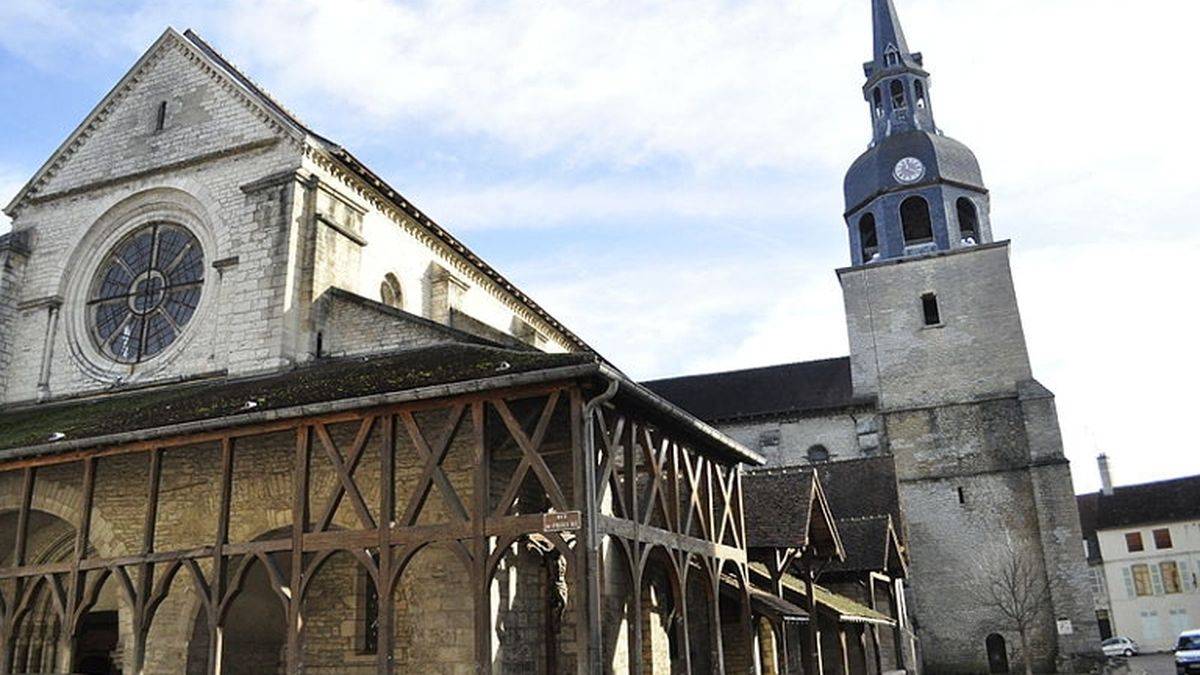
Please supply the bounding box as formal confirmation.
[986,633,1009,673]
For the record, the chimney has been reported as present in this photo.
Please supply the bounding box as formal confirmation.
[1098,453,1114,496]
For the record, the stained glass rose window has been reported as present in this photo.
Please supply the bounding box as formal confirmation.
[88,223,204,363]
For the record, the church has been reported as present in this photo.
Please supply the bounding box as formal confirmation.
[0,1,1098,674]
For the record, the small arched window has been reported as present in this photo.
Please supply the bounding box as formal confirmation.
[858,213,879,262]
[915,80,927,109]
[884,48,900,67]
[900,196,933,245]
[890,80,907,111]
[380,273,403,309]
[807,445,830,463]
[872,87,884,118]
[957,198,979,244]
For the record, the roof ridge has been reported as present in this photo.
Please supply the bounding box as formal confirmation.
[644,355,851,384]
[181,29,320,141]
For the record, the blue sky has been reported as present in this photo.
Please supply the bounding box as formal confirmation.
[2,0,1198,492]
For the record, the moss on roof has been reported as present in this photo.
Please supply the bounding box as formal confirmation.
[749,562,894,625]
[0,344,593,453]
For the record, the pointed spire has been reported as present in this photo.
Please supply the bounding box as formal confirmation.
[872,0,912,68]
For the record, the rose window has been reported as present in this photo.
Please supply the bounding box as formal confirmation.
[88,223,204,363]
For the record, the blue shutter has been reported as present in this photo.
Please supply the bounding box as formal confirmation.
[1122,567,1136,598]
[1150,564,1165,595]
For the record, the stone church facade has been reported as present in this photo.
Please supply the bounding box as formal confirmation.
[646,1,1102,673]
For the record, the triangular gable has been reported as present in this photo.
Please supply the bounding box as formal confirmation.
[807,473,845,561]
[5,28,307,215]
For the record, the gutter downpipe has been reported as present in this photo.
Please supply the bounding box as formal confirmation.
[581,374,618,674]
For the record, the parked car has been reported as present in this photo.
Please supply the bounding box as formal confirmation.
[1177,629,1200,674]
[1102,636,1139,657]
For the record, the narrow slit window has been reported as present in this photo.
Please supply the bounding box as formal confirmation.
[915,80,927,109]
[922,293,941,326]
[155,101,167,132]
[873,87,884,118]
[956,486,965,504]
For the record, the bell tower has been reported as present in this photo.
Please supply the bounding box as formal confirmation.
[837,2,1102,673]
[845,0,992,266]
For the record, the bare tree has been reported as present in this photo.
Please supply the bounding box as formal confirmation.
[971,536,1050,675]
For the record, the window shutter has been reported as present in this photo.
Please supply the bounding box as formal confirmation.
[1150,564,1165,595]
[1122,567,1136,598]
[1180,561,1195,592]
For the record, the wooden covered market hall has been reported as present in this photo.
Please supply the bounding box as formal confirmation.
[0,344,904,674]
[0,22,914,675]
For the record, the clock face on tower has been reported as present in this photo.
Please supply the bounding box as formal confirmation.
[893,157,925,184]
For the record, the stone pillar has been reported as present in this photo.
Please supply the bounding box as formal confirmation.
[0,230,31,402]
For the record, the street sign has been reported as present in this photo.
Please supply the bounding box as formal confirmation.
[543,511,582,533]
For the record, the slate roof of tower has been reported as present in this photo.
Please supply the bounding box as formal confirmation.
[1076,474,1200,537]
[641,357,868,423]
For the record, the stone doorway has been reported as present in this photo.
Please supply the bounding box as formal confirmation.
[986,633,1009,674]
[74,610,119,674]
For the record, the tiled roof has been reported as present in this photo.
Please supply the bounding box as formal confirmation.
[823,515,905,577]
[0,344,590,456]
[813,455,902,525]
[743,469,816,549]
[1077,474,1200,537]
[642,357,868,423]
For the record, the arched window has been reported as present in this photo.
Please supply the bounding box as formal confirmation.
[915,80,927,109]
[872,87,884,118]
[807,445,830,463]
[900,196,933,245]
[957,198,979,244]
[379,273,403,309]
[884,48,900,67]
[858,213,879,262]
[890,80,907,111]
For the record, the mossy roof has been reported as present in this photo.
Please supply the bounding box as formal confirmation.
[0,344,592,455]
[748,562,894,625]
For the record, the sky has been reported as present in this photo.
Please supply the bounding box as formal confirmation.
[1,0,1198,493]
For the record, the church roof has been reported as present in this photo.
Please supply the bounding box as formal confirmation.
[743,466,844,559]
[641,357,869,423]
[1077,474,1200,538]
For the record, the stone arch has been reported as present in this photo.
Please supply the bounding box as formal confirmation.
[756,615,782,675]
[599,534,637,672]
[638,545,685,673]
[986,632,1010,673]
[393,540,476,672]
[298,547,380,669]
[380,272,403,309]
[0,464,121,562]
[717,558,753,675]
[486,532,579,674]
[683,554,718,673]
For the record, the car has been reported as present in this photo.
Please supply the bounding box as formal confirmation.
[1102,636,1140,657]
[1177,629,1200,674]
